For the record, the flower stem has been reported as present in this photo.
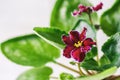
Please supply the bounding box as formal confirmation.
[88,13,93,26]
[72,19,81,30]
[87,13,100,65]
[77,63,85,76]
[54,61,80,74]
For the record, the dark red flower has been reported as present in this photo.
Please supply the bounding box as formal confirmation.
[92,2,103,11]
[62,27,96,62]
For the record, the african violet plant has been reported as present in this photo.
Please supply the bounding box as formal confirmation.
[1,0,120,80]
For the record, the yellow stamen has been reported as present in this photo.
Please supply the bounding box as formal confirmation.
[74,41,82,48]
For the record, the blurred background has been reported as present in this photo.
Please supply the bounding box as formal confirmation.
[0,0,115,80]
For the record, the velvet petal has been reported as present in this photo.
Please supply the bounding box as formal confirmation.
[83,38,96,46]
[63,45,74,58]
[80,27,87,41]
[84,46,91,52]
[62,35,73,45]
[72,48,85,62]
[70,31,80,43]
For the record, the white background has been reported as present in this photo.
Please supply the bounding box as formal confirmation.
[0,0,117,80]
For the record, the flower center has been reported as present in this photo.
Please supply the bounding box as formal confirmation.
[74,41,82,48]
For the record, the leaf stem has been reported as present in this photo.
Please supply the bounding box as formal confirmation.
[83,68,93,75]
[54,61,80,74]
[88,13,93,26]
[50,76,58,79]
[77,63,85,76]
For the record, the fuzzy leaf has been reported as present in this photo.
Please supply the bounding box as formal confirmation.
[102,32,120,67]
[100,55,111,66]
[85,47,97,60]
[100,0,120,36]
[81,59,99,71]
[1,34,60,66]
[60,73,74,80]
[50,0,98,32]
[33,27,67,49]
[17,66,52,80]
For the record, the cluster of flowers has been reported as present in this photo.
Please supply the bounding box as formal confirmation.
[61,2,103,62]
[62,2,103,62]
[73,2,103,16]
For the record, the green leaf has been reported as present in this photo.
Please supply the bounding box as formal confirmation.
[73,20,96,40]
[100,0,120,36]
[50,0,98,32]
[81,56,114,71]
[81,59,99,71]
[60,73,74,80]
[17,66,52,80]
[1,34,60,66]
[102,32,120,67]
[85,47,97,60]
[76,66,117,80]
[100,55,111,66]
[33,27,67,49]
